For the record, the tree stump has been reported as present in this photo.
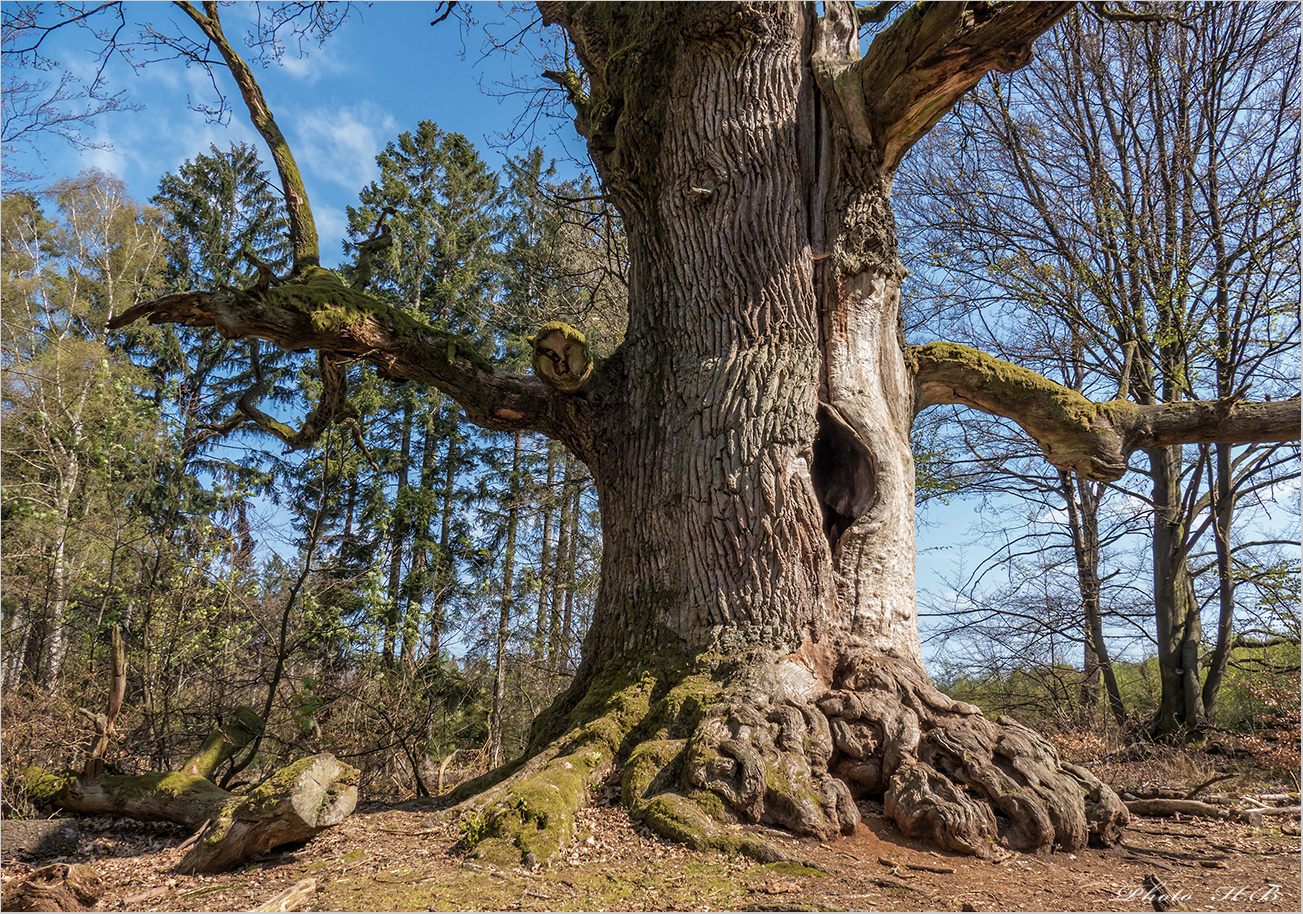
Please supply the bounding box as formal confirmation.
[0,863,103,912]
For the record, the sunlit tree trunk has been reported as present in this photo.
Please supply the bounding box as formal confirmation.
[1060,473,1126,726]
[532,445,557,661]
[428,405,460,659]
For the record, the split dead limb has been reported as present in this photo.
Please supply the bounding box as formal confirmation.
[1123,798,1230,820]
[23,709,357,874]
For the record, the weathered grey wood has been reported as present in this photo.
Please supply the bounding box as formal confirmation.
[248,877,318,912]
[1239,805,1302,827]
[1125,798,1230,820]
[24,752,356,873]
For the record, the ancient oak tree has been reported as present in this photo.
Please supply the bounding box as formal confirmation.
[111,2,1300,864]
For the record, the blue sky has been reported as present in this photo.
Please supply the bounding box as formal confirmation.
[5,1,588,264]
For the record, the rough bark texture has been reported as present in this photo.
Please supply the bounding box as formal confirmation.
[441,0,1129,864]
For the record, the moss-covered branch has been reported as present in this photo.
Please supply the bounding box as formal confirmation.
[180,706,264,780]
[815,1,1072,170]
[108,272,572,440]
[26,746,356,873]
[910,342,1301,481]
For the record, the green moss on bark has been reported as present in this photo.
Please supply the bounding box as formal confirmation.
[623,739,687,805]
[473,754,594,868]
[912,341,1142,430]
[266,267,493,373]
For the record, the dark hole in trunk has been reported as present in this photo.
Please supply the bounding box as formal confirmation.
[811,406,877,552]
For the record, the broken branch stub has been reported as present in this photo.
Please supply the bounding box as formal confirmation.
[529,322,592,394]
[178,753,358,874]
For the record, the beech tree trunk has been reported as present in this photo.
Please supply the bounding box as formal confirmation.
[1151,442,1206,737]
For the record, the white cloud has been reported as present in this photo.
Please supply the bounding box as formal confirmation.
[289,104,397,193]
[85,101,262,195]
[81,142,130,180]
[277,48,349,84]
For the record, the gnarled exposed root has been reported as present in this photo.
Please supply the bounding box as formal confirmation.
[826,653,1128,856]
[444,648,1126,870]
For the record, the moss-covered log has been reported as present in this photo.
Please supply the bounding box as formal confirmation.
[177,754,358,873]
[180,705,265,779]
[23,751,357,874]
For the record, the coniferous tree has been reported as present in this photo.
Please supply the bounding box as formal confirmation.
[345,122,504,669]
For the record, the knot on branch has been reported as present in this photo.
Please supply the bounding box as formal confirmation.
[529,321,593,394]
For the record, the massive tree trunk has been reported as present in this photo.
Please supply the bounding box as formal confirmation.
[109,0,1299,867]
[449,0,1128,864]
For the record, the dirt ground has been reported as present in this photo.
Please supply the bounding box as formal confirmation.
[3,788,1299,913]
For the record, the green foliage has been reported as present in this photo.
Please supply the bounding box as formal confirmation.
[939,641,1299,749]
[456,809,490,847]
[152,142,290,290]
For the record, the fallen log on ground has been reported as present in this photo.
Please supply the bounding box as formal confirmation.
[1124,798,1229,820]
[1238,805,1302,827]
[175,754,357,873]
[22,709,357,874]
